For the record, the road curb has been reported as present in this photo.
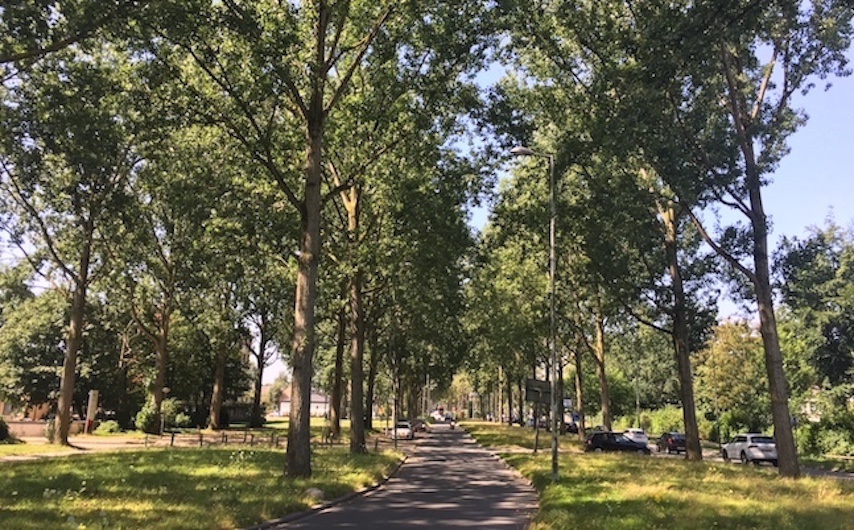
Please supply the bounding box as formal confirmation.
[244,452,410,529]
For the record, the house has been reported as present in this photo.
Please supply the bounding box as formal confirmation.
[277,388,330,417]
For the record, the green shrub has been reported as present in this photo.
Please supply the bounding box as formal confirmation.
[174,412,191,428]
[0,417,9,441]
[94,420,122,435]
[134,402,159,434]
[44,419,56,442]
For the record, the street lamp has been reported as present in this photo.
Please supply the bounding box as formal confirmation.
[160,387,171,436]
[510,145,559,482]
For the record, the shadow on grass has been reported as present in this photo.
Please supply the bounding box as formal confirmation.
[0,446,399,530]
[468,424,854,530]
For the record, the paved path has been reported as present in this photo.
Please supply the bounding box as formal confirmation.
[279,424,538,529]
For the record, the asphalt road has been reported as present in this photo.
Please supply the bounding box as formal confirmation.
[279,424,538,529]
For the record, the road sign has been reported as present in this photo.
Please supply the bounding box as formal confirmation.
[525,378,551,405]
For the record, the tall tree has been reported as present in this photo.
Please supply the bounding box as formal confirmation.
[0,46,141,444]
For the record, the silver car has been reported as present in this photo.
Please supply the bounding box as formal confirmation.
[721,433,778,466]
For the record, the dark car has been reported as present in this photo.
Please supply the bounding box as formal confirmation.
[584,431,651,454]
[656,432,687,454]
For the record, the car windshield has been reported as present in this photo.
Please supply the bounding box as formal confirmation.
[752,436,774,444]
[395,422,410,428]
[671,434,685,440]
[615,434,631,442]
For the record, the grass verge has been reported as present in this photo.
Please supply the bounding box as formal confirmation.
[0,446,400,529]
[462,421,854,530]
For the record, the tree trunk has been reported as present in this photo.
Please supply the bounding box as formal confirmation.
[286,96,324,477]
[150,326,169,431]
[661,205,702,461]
[720,44,799,477]
[365,331,379,431]
[349,268,367,453]
[573,345,586,441]
[593,307,612,430]
[208,343,227,430]
[749,180,799,477]
[347,187,367,454]
[251,323,269,428]
[330,300,346,440]
[55,227,92,445]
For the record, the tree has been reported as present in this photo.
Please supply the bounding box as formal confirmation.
[695,322,771,438]
[0,46,142,444]
[775,222,854,386]
[136,0,494,476]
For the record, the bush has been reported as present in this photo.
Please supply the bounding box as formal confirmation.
[93,420,122,435]
[0,417,9,441]
[44,419,56,443]
[174,412,191,429]
[134,402,159,434]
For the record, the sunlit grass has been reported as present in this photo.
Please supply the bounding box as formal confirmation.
[0,442,75,457]
[0,446,401,530]
[463,421,854,530]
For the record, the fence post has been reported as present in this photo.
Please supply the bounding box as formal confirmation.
[170,431,176,447]
[198,430,203,447]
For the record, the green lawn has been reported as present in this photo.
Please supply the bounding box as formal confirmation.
[0,446,400,530]
[462,421,854,530]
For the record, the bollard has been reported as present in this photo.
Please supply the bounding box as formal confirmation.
[222,432,226,444]
[145,434,149,448]
[249,434,254,446]
[270,432,275,446]
[243,430,248,443]
[198,431,203,447]
[170,431,176,447]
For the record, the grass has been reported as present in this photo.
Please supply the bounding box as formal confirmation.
[462,421,854,530]
[801,455,854,473]
[0,445,401,529]
[0,440,76,457]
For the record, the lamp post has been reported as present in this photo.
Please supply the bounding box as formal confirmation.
[160,387,171,436]
[510,145,559,482]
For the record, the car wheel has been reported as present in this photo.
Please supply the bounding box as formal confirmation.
[594,447,604,453]
[740,451,749,465]
[722,450,730,462]
[637,449,646,455]
[772,460,778,467]
[666,446,672,455]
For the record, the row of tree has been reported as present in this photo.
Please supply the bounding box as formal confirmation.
[1,1,495,477]
[460,0,853,478]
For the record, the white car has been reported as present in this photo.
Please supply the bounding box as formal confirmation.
[623,428,648,445]
[721,433,778,466]
[392,420,414,440]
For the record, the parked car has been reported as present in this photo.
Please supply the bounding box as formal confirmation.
[721,433,778,466]
[584,431,651,454]
[392,420,414,440]
[656,432,687,454]
[623,428,648,445]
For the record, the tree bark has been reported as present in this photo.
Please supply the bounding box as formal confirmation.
[250,320,269,428]
[749,180,799,477]
[208,343,226,430]
[365,331,379,431]
[347,187,367,453]
[593,306,612,430]
[55,224,93,445]
[286,93,324,477]
[660,205,702,461]
[330,300,346,440]
[349,269,367,452]
[572,345,586,441]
